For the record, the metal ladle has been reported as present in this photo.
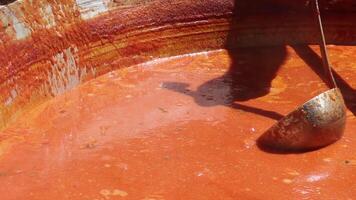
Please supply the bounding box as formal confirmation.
[258,0,346,151]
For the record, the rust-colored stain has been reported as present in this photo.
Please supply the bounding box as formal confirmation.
[0,0,235,128]
[0,47,355,199]
[2,0,356,128]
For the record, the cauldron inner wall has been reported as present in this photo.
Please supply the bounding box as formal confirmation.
[1,0,356,128]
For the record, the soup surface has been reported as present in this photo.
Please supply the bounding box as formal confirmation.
[0,46,355,199]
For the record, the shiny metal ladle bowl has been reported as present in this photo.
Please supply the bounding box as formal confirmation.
[258,0,347,151]
[258,88,346,151]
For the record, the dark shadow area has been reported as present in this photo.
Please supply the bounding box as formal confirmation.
[162,45,286,121]
[292,44,356,115]
[163,0,355,154]
[256,141,327,154]
[163,0,292,121]
[0,0,16,5]
[163,80,284,121]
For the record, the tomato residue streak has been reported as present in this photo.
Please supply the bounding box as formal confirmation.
[0,46,355,199]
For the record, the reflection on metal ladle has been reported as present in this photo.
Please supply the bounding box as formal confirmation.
[258,0,346,151]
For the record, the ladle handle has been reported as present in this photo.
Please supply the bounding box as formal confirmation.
[314,0,337,88]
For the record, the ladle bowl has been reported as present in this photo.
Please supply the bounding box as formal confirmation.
[258,88,346,151]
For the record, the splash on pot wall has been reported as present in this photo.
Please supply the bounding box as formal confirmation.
[75,0,109,20]
[0,6,31,40]
[46,46,87,96]
[4,88,17,106]
[39,3,56,28]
